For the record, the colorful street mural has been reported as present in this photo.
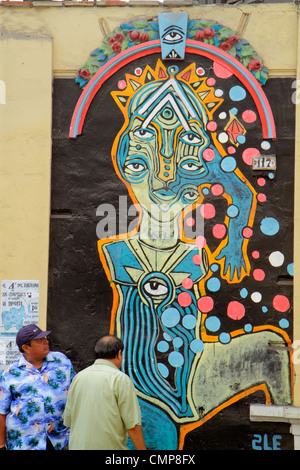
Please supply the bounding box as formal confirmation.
[65,15,293,449]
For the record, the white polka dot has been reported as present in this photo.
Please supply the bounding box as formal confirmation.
[261,141,271,150]
[218,132,229,143]
[269,251,284,267]
[215,89,224,97]
[251,292,262,303]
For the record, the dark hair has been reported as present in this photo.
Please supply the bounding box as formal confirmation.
[18,341,31,353]
[95,335,124,359]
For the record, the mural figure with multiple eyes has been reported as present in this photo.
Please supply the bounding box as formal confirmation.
[98,57,292,449]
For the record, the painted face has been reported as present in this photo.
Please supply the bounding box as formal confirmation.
[115,79,210,218]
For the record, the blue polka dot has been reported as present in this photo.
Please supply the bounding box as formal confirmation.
[227,204,239,218]
[206,277,221,292]
[182,315,197,330]
[210,263,219,272]
[260,217,280,236]
[230,107,238,115]
[190,339,204,354]
[202,187,209,195]
[279,318,289,329]
[173,337,183,348]
[262,306,268,313]
[163,332,172,342]
[161,308,180,328]
[240,288,248,298]
[158,363,169,378]
[244,323,253,333]
[221,156,237,173]
[237,135,246,144]
[157,341,169,353]
[287,263,294,276]
[229,86,246,102]
[168,351,184,368]
[205,316,221,332]
[219,332,231,344]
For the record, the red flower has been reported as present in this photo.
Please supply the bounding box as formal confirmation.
[220,41,231,51]
[140,33,149,43]
[203,27,215,39]
[112,42,122,53]
[227,35,239,47]
[195,30,205,41]
[128,30,140,41]
[108,37,115,46]
[78,68,91,80]
[114,33,125,43]
[220,36,239,51]
[248,59,262,72]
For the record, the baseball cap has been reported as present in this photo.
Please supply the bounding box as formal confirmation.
[16,324,51,348]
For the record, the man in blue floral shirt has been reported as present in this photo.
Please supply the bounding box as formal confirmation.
[0,324,75,450]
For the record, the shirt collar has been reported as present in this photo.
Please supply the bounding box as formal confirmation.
[94,359,119,370]
[18,351,55,369]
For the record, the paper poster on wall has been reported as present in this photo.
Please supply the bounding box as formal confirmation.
[0,280,39,369]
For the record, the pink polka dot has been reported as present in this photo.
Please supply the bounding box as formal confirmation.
[118,80,127,90]
[186,217,195,227]
[182,277,193,289]
[198,296,214,313]
[242,148,260,166]
[178,292,192,307]
[227,146,236,154]
[273,295,290,312]
[203,147,215,162]
[207,121,217,132]
[252,251,260,259]
[212,224,227,239]
[257,193,267,203]
[211,184,224,196]
[200,203,216,219]
[242,227,253,238]
[253,269,265,281]
[192,254,202,265]
[242,110,257,123]
[207,78,216,86]
[227,301,245,320]
[195,236,206,248]
[257,178,266,187]
[213,62,233,79]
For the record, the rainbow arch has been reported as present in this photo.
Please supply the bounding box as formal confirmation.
[69,39,276,140]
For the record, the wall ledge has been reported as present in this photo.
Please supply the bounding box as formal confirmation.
[0,0,194,6]
[250,405,300,424]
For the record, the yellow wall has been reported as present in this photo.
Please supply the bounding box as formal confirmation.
[0,2,299,396]
[0,30,52,330]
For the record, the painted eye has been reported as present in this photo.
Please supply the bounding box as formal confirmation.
[183,191,199,203]
[125,162,146,173]
[163,31,183,43]
[181,133,202,145]
[134,128,154,140]
[162,27,184,44]
[144,280,169,297]
[181,162,201,172]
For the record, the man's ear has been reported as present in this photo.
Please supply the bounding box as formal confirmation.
[22,344,30,354]
[117,350,122,359]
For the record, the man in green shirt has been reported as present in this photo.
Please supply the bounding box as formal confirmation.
[63,335,146,450]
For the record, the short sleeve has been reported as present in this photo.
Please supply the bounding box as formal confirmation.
[116,374,141,431]
[0,372,12,415]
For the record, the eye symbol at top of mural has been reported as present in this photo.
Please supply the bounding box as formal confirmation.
[158,12,188,60]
